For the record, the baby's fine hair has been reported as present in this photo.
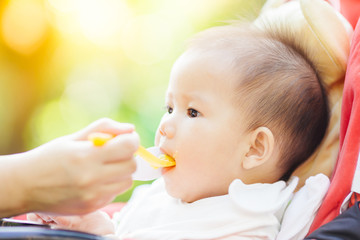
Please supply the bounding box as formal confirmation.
[188,23,330,181]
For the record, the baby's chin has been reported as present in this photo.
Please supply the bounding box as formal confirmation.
[162,169,208,203]
[170,193,199,203]
[163,180,184,201]
[164,178,230,203]
[164,182,202,203]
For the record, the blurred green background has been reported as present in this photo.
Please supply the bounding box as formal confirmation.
[0,0,264,201]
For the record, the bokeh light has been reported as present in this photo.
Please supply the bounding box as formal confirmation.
[60,61,122,121]
[48,0,75,12]
[76,0,131,48]
[2,0,48,55]
[121,14,174,65]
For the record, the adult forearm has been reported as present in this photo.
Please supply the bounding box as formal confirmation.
[0,153,30,218]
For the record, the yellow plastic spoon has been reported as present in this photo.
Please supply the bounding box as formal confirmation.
[88,132,114,147]
[136,145,175,168]
[88,132,176,168]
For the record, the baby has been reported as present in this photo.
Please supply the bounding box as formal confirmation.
[30,11,331,240]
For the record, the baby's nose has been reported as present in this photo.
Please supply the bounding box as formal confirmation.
[159,123,176,139]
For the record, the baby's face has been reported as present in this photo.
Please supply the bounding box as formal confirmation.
[155,49,251,202]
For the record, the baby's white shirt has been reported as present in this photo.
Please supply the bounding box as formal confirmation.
[113,177,298,240]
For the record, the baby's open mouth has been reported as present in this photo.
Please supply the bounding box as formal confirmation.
[136,146,176,169]
[158,154,176,167]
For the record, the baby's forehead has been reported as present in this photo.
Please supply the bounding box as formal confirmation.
[184,34,270,76]
[179,48,237,70]
[173,48,244,90]
[168,49,245,102]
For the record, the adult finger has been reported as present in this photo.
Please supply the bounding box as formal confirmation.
[27,213,46,224]
[96,178,134,200]
[71,118,135,140]
[49,215,77,228]
[74,179,134,214]
[31,213,56,224]
[97,160,137,184]
[100,131,140,163]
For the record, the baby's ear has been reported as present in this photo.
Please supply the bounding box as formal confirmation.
[243,127,274,170]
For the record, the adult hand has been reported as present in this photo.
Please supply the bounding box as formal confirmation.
[27,211,115,235]
[0,118,138,217]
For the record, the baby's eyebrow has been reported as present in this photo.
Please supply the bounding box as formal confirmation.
[184,94,209,104]
[165,90,216,111]
[167,91,210,104]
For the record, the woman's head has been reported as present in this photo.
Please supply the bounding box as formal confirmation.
[155,24,329,202]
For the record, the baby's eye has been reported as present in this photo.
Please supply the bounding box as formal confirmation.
[166,106,173,114]
[187,108,200,118]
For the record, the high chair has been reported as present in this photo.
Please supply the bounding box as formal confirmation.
[0,0,358,239]
[305,15,360,240]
